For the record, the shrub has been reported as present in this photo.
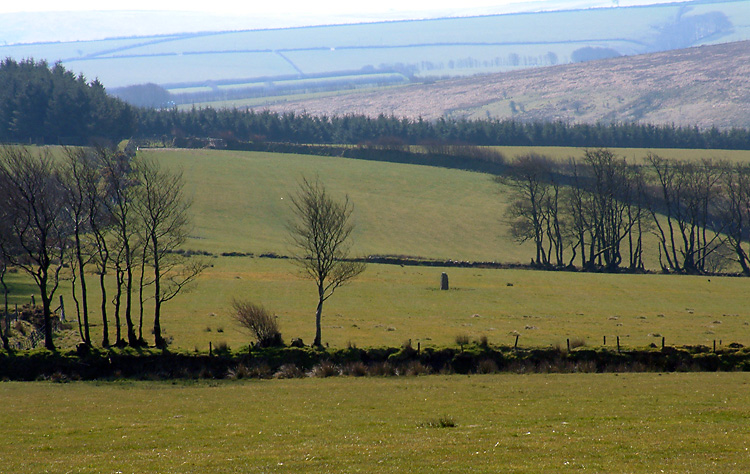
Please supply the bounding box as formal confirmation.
[341,361,368,377]
[212,341,231,355]
[226,364,252,380]
[274,364,305,379]
[403,361,430,376]
[367,361,397,376]
[476,358,499,374]
[232,299,283,348]
[309,361,339,378]
[420,416,456,428]
[570,338,586,349]
[455,334,470,350]
[247,363,273,379]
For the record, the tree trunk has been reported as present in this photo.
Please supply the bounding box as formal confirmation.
[314,295,324,347]
[99,272,110,347]
[75,234,90,345]
[125,254,138,346]
[40,285,54,351]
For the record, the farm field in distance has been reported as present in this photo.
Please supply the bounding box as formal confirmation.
[2,373,749,473]
[4,145,750,351]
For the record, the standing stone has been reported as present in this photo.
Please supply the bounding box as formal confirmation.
[440,272,449,291]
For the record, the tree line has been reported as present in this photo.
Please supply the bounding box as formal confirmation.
[4,59,750,151]
[502,149,750,275]
[136,108,750,150]
[0,146,204,351]
[0,59,136,145]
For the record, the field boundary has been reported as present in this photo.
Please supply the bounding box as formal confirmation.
[2,343,748,381]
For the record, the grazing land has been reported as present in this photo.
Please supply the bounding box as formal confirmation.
[1,373,749,472]
[4,146,750,351]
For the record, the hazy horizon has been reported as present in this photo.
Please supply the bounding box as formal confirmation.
[1,0,691,44]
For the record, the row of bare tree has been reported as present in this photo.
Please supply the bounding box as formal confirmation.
[0,146,204,351]
[501,149,750,275]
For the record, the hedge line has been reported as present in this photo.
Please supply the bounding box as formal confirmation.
[1,343,749,381]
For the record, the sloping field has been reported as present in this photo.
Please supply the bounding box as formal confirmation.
[6,146,750,351]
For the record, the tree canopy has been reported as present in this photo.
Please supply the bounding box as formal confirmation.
[0,58,135,145]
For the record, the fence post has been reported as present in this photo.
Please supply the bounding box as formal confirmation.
[661,337,665,349]
[617,336,620,353]
[603,335,606,346]
[514,334,519,350]
[567,338,570,352]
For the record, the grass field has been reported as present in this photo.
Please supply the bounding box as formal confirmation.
[1,373,749,472]
[4,146,750,351]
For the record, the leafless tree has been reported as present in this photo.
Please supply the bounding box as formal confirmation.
[59,147,103,345]
[0,146,69,350]
[720,162,750,275]
[500,153,558,266]
[0,248,10,351]
[134,157,205,348]
[99,148,141,346]
[288,177,366,347]
[646,154,725,273]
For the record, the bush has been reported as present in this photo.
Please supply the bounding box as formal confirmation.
[403,361,431,376]
[341,361,368,377]
[274,363,305,379]
[420,416,456,428]
[309,361,339,378]
[232,300,283,348]
[367,361,397,376]
[476,358,499,374]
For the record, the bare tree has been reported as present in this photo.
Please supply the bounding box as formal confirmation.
[0,146,69,350]
[721,162,750,275]
[134,157,205,348]
[499,153,558,266]
[59,147,102,346]
[0,249,10,351]
[646,154,725,273]
[99,148,141,346]
[288,178,366,347]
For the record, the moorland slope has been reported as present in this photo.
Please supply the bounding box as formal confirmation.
[258,40,750,130]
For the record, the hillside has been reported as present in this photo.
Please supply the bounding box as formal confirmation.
[256,40,750,130]
[0,0,746,97]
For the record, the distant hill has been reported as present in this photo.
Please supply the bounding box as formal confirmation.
[0,0,747,99]
[256,40,750,130]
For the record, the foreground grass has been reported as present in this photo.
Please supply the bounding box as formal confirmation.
[1,373,749,473]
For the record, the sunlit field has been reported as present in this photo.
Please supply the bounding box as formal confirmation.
[2,373,749,473]
[4,146,750,351]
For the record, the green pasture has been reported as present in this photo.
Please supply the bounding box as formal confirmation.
[2,373,749,472]
[4,146,750,351]
[6,245,750,352]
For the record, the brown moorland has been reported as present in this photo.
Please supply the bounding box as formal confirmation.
[257,40,750,130]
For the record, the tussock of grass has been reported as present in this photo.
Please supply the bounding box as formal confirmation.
[420,416,457,428]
